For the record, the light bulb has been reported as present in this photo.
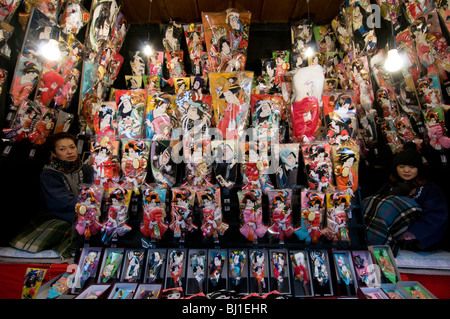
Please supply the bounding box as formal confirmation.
[143,43,153,56]
[40,39,61,61]
[384,49,403,72]
[305,46,314,58]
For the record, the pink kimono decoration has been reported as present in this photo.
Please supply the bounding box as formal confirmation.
[423,108,450,151]
[2,99,40,142]
[75,185,103,238]
[238,189,267,243]
[9,56,41,108]
[294,191,325,244]
[267,189,294,244]
[197,187,229,242]
[140,186,168,240]
[322,191,351,243]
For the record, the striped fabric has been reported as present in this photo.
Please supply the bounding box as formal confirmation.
[363,194,423,255]
[9,215,72,256]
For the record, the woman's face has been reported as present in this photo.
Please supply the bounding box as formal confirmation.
[52,138,78,162]
[396,165,419,181]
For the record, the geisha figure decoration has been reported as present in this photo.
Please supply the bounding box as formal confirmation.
[123,250,145,283]
[189,251,206,294]
[74,185,103,238]
[183,23,206,75]
[115,89,146,139]
[393,115,423,148]
[176,90,212,139]
[120,139,149,192]
[78,250,100,291]
[423,108,450,151]
[53,68,80,110]
[92,101,117,135]
[331,145,360,196]
[167,249,185,288]
[272,50,290,89]
[249,250,267,294]
[2,100,41,143]
[302,142,334,192]
[197,187,229,242]
[250,94,283,142]
[271,251,288,293]
[416,76,443,110]
[322,191,351,243]
[100,186,132,245]
[380,119,403,154]
[294,190,325,244]
[27,107,55,145]
[209,72,253,140]
[209,251,226,289]
[323,90,358,146]
[140,187,168,241]
[332,251,355,296]
[202,8,251,72]
[146,250,165,283]
[91,132,120,188]
[9,56,41,108]
[182,139,214,188]
[169,187,197,242]
[351,250,378,287]
[238,189,267,243]
[150,140,178,189]
[166,51,186,79]
[240,141,274,193]
[274,143,300,189]
[309,250,331,294]
[289,251,312,296]
[212,140,239,191]
[59,0,90,35]
[145,93,179,140]
[267,189,294,243]
[229,250,246,288]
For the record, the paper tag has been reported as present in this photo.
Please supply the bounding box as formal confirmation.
[77,139,84,154]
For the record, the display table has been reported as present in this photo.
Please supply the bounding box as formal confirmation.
[396,250,450,299]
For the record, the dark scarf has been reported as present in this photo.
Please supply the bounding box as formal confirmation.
[49,157,82,174]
